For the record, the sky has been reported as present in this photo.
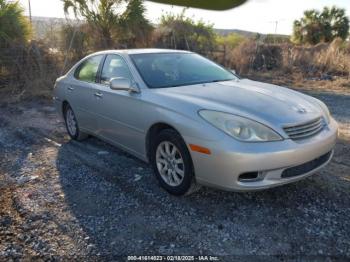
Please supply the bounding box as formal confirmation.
[18,0,350,35]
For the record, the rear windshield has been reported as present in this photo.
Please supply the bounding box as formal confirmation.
[130,53,237,89]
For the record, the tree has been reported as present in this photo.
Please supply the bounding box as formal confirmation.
[292,6,349,45]
[62,0,122,48]
[119,0,153,47]
[62,0,152,49]
[0,0,31,46]
[320,6,349,41]
[153,9,216,54]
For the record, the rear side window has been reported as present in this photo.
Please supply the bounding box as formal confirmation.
[74,55,103,82]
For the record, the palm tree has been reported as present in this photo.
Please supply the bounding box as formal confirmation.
[62,0,122,48]
[320,6,349,41]
[119,0,153,47]
[300,10,324,44]
[292,6,349,45]
[62,0,152,49]
[0,0,31,46]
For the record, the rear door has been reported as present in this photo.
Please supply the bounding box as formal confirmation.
[67,54,104,133]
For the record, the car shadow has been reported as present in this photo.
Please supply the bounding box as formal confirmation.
[57,135,350,257]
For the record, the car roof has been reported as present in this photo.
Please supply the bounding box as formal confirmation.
[92,48,192,56]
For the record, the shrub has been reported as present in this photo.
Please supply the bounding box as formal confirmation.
[152,10,216,54]
[229,39,283,73]
[0,41,61,97]
[216,33,245,49]
[60,23,89,59]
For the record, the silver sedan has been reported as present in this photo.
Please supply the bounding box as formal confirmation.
[53,49,338,195]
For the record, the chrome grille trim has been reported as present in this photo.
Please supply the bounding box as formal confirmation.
[284,118,322,132]
[283,117,325,140]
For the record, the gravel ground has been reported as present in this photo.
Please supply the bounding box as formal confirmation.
[0,89,349,261]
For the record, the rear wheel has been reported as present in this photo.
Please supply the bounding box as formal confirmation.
[63,104,88,141]
[151,129,197,195]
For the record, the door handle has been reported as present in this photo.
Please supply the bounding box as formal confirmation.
[67,86,74,91]
[94,92,103,98]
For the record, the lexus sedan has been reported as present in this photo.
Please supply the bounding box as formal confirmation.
[53,49,338,195]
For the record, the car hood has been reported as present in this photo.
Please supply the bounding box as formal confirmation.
[153,79,323,128]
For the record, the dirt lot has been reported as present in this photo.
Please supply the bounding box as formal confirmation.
[0,85,349,260]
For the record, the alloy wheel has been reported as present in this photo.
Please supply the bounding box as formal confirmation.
[156,141,185,187]
[66,108,77,136]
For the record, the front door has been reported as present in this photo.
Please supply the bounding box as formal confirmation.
[93,54,145,157]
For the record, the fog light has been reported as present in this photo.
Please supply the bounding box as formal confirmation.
[238,172,265,182]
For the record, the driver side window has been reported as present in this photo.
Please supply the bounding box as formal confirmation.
[100,55,132,85]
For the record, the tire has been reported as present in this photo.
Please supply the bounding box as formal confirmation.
[150,129,197,196]
[63,103,88,141]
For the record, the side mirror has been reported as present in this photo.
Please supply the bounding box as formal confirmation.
[110,77,140,93]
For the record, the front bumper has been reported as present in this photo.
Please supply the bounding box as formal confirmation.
[187,117,338,191]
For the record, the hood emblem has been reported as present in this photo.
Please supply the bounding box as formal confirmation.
[297,108,307,114]
[292,106,308,114]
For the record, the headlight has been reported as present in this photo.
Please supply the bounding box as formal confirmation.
[199,110,283,142]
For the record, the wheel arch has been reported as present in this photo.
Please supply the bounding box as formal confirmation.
[146,121,199,195]
[145,122,184,162]
[62,100,70,116]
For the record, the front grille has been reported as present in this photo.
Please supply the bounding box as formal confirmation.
[283,117,325,140]
[281,151,332,178]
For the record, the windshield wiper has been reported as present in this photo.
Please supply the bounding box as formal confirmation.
[170,80,208,87]
[209,79,233,83]
[164,79,234,88]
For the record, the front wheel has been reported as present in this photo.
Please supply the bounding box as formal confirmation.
[151,129,197,196]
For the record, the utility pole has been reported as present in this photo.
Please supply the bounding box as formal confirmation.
[268,19,286,35]
[267,19,286,44]
[28,0,32,25]
[274,20,278,34]
[269,20,279,34]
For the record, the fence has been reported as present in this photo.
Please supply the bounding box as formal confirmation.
[1,35,349,99]
[0,41,62,97]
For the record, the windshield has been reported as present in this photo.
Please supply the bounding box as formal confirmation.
[130,53,237,89]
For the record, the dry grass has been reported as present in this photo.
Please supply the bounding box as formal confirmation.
[245,70,350,94]
[229,38,350,80]
[228,38,350,95]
